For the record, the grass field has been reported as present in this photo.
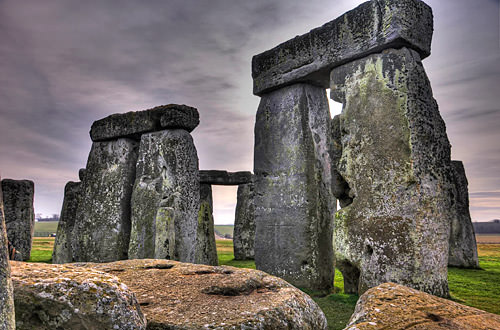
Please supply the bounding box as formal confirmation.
[213,225,234,237]
[34,221,59,236]
[28,238,500,330]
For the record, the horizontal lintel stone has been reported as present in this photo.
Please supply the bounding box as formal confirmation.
[251,0,433,96]
[90,104,199,142]
[199,171,253,185]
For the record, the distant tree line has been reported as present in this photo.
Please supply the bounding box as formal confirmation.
[473,220,500,234]
[35,213,59,222]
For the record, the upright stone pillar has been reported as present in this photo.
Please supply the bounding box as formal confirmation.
[128,129,199,263]
[253,83,335,292]
[233,182,255,260]
[330,48,453,297]
[195,183,218,265]
[1,179,35,261]
[0,178,15,329]
[52,181,81,264]
[72,139,139,262]
[449,160,479,268]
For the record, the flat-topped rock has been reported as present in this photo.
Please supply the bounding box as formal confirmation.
[77,259,327,329]
[90,104,199,142]
[252,0,433,95]
[345,282,500,330]
[11,261,146,330]
[199,170,253,185]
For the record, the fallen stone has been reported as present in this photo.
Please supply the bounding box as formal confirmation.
[52,181,81,264]
[128,129,199,263]
[72,138,139,262]
[345,282,500,330]
[253,83,335,292]
[199,170,253,185]
[0,177,15,330]
[252,0,433,95]
[11,261,146,330]
[195,184,218,266]
[1,179,35,261]
[330,48,453,297]
[449,161,479,268]
[77,259,328,329]
[90,104,199,142]
[233,182,255,260]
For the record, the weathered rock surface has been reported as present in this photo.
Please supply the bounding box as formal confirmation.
[199,170,253,185]
[252,0,433,95]
[0,178,15,330]
[195,184,218,266]
[78,168,86,181]
[128,129,199,263]
[78,259,327,329]
[449,161,479,268]
[330,48,453,297]
[52,181,81,264]
[72,138,139,262]
[254,83,334,292]
[233,182,255,260]
[11,261,146,330]
[90,104,199,142]
[344,282,500,330]
[1,179,35,261]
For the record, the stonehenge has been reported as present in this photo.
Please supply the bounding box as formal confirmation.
[195,183,218,265]
[1,179,35,261]
[0,177,16,330]
[233,181,255,260]
[449,161,479,268]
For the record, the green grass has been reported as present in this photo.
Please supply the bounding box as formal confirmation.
[28,238,500,330]
[34,221,59,236]
[214,225,234,237]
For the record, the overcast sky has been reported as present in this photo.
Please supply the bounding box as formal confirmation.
[0,0,498,223]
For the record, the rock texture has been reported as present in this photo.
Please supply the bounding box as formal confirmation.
[195,183,218,266]
[233,182,255,260]
[345,282,500,330]
[78,259,328,330]
[252,0,433,95]
[1,179,35,261]
[52,181,81,264]
[128,129,199,263]
[449,161,479,268]
[90,104,199,142]
[330,48,453,297]
[199,170,253,185]
[253,83,334,292]
[11,261,146,330]
[0,178,15,330]
[72,138,139,262]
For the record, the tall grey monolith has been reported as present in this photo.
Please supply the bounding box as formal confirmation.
[128,129,199,263]
[233,182,255,260]
[195,183,218,265]
[72,139,139,262]
[0,178,15,329]
[330,47,453,297]
[449,160,479,268]
[52,181,81,264]
[1,179,35,261]
[253,83,335,292]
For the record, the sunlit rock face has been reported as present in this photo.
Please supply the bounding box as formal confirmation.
[253,83,335,292]
[233,181,255,260]
[448,160,479,268]
[330,47,454,297]
[0,177,15,330]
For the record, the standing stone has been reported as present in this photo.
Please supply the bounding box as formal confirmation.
[52,181,81,264]
[1,179,35,261]
[253,83,335,292]
[233,182,255,260]
[449,160,479,268]
[72,138,139,262]
[195,184,218,265]
[0,178,15,330]
[330,48,453,297]
[128,129,199,263]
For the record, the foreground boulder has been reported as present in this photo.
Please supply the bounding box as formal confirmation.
[11,261,146,330]
[79,259,327,329]
[345,282,500,330]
